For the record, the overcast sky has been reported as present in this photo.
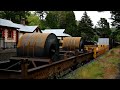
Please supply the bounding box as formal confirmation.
[73,11,113,27]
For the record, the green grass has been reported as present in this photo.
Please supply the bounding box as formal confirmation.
[62,46,120,79]
[63,60,104,79]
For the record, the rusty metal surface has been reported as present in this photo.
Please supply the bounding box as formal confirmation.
[0,51,93,79]
[17,33,59,61]
[0,69,21,79]
[10,57,52,63]
[26,52,93,79]
[62,37,82,51]
[0,45,108,79]
[27,57,76,79]
[28,60,75,79]
[0,32,110,79]
[17,33,50,48]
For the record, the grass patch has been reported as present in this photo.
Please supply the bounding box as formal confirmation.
[62,46,120,79]
[63,61,104,79]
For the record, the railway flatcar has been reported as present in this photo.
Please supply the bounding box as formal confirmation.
[0,33,110,79]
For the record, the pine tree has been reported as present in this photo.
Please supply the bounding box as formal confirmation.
[45,11,77,36]
[96,18,111,38]
[78,11,94,40]
[64,11,77,36]
[110,11,120,41]
[111,11,120,29]
[45,11,59,29]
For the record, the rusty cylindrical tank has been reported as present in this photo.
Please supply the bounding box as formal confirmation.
[17,33,59,61]
[62,37,84,51]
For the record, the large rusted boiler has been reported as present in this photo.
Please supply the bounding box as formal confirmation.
[62,37,84,51]
[17,33,59,61]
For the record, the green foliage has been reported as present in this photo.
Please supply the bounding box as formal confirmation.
[110,11,120,41]
[57,11,66,28]
[77,11,94,40]
[0,11,30,23]
[0,11,47,30]
[91,35,99,42]
[111,29,120,42]
[40,20,47,30]
[116,31,120,42]
[110,28,120,41]
[45,11,59,29]
[45,11,77,36]
[95,18,111,38]
[110,11,120,29]
[63,60,104,79]
[27,14,40,26]
[64,11,77,36]
[27,13,47,30]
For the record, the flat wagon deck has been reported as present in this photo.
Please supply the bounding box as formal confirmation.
[0,51,93,79]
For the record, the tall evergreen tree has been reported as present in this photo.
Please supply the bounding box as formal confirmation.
[45,11,59,29]
[110,11,120,29]
[78,11,94,40]
[110,11,120,41]
[96,18,111,38]
[45,11,77,36]
[64,11,77,36]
